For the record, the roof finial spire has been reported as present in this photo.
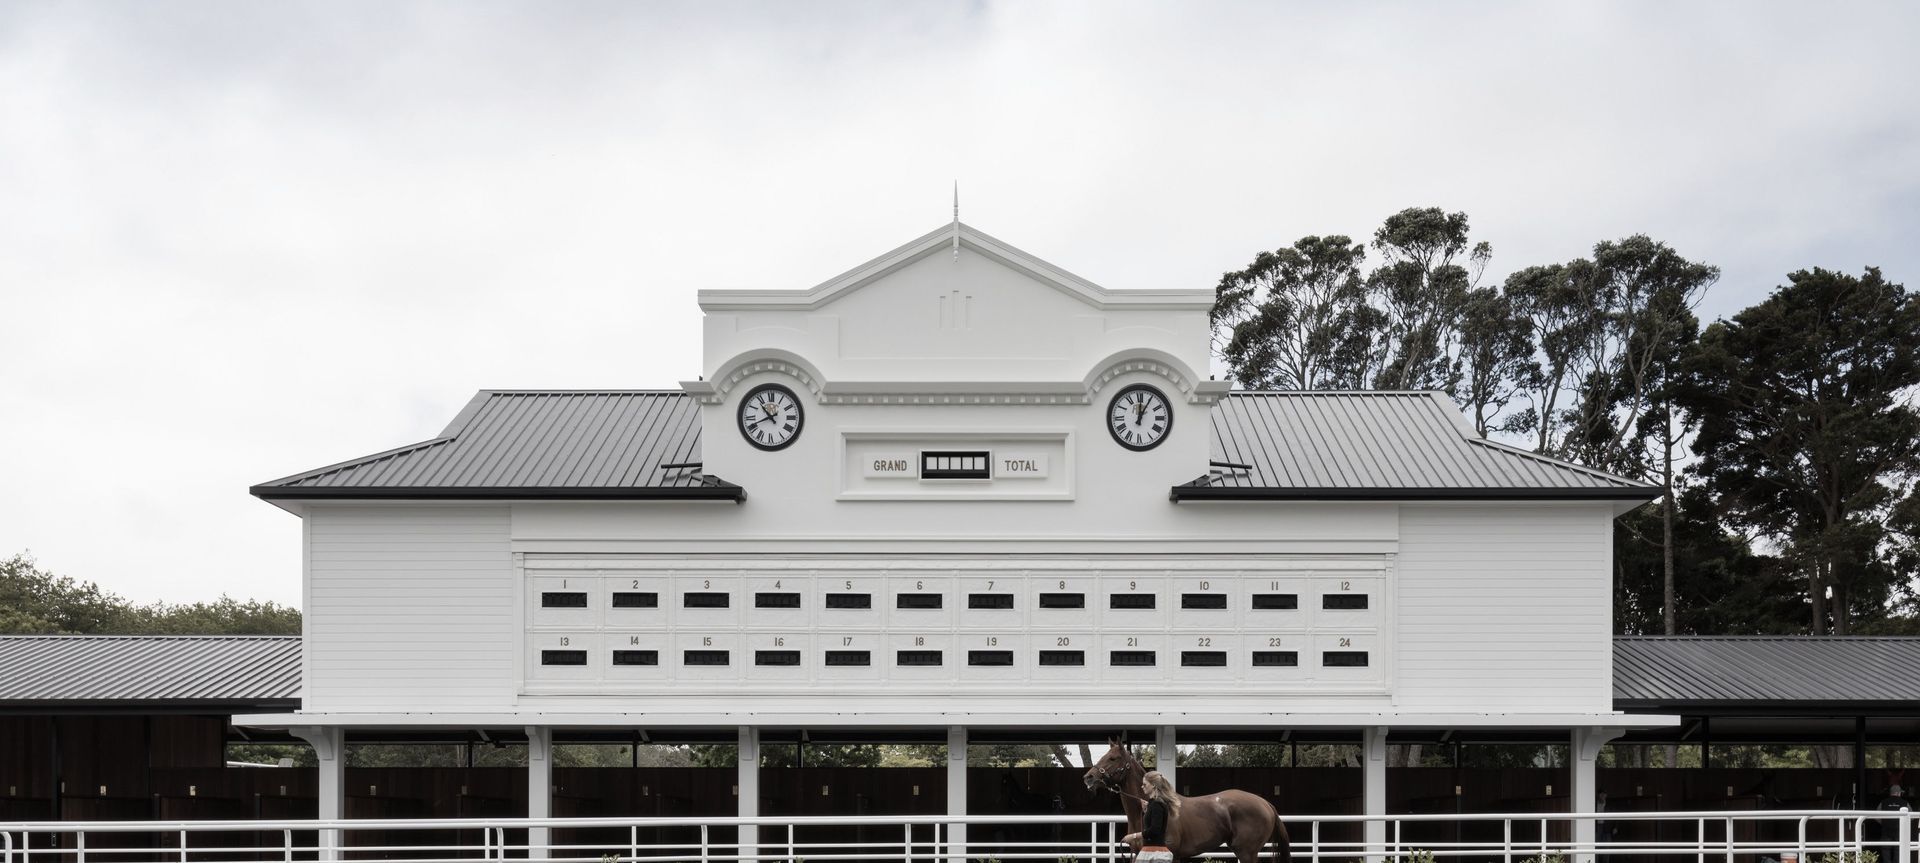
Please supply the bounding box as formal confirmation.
[951,181,960,261]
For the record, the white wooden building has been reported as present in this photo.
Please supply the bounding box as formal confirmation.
[244,222,1669,853]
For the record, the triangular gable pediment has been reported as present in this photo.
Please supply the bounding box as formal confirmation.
[697,222,1211,312]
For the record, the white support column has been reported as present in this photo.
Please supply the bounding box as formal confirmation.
[291,726,344,861]
[738,726,760,861]
[947,726,968,862]
[527,726,553,861]
[1362,727,1388,863]
[1571,727,1624,863]
[1155,726,1178,786]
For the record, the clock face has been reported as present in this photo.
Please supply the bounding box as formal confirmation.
[737,383,803,451]
[1108,384,1172,451]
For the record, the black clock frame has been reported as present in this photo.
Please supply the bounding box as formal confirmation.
[1107,383,1172,451]
[737,383,804,451]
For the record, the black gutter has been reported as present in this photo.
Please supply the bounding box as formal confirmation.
[1169,485,1661,502]
[1,699,303,716]
[1615,699,1920,716]
[251,484,746,503]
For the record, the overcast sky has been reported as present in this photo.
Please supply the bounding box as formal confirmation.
[3,1,1917,607]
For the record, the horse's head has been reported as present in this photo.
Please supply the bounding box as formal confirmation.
[1083,737,1138,792]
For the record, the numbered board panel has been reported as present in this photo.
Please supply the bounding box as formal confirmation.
[520,560,1389,695]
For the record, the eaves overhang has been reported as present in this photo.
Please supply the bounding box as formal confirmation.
[1169,485,1664,503]
[250,484,746,503]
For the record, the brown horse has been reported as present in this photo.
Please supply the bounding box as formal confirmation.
[1083,739,1289,863]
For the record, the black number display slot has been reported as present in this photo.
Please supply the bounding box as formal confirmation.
[896,650,943,666]
[1038,650,1084,666]
[754,650,801,666]
[1251,594,1298,610]
[610,592,657,608]
[1180,651,1226,667]
[1322,651,1369,667]
[755,593,801,608]
[541,592,588,608]
[611,650,658,666]
[967,650,1014,666]
[826,594,871,609]
[824,651,870,667]
[683,650,730,666]
[1181,594,1227,609]
[1109,594,1156,609]
[683,593,730,608]
[897,594,943,609]
[541,650,587,666]
[920,450,991,480]
[1251,651,1299,667]
[1037,593,1084,609]
[1109,650,1156,667]
[1322,594,1369,610]
[968,594,1014,609]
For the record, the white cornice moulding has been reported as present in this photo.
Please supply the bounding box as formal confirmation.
[684,351,1234,406]
[696,222,1214,313]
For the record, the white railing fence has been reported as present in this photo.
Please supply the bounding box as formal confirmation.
[0,811,1911,863]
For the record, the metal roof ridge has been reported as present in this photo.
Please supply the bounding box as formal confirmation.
[478,389,691,395]
[1225,390,1440,397]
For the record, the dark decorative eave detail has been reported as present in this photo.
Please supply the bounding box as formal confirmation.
[252,480,746,503]
[1169,481,1662,503]
[1,698,302,716]
[1614,698,1920,717]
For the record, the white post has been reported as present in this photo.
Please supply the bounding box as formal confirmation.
[1571,727,1624,863]
[738,726,760,861]
[1156,726,1178,786]
[948,726,968,862]
[527,725,553,861]
[290,726,344,861]
[1362,726,1388,863]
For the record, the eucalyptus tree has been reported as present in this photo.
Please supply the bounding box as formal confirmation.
[1679,267,1920,635]
[1453,286,1537,437]
[1366,207,1490,392]
[1565,236,1719,473]
[1211,235,1371,389]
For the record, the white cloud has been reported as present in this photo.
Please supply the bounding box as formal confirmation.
[2,0,1916,604]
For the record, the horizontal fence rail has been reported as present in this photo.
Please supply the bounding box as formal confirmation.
[1,811,1912,863]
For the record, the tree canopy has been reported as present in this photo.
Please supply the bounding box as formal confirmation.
[0,553,300,636]
[1677,268,1920,635]
[1211,212,1916,636]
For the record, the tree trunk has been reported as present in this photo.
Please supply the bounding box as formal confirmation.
[1831,575,1850,635]
[1662,412,1677,635]
[1078,743,1094,769]
[1809,563,1828,636]
[1051,745,1076,769]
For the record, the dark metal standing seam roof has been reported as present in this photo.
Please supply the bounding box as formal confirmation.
[255,389,1647,504]
[251,391,743,502]
[0,636,301,709]
[3,636,1914,713]
[1173,391,1659,501]
[1614,636,1920,710]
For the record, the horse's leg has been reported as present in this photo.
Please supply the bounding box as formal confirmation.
[1231,831,1264,863]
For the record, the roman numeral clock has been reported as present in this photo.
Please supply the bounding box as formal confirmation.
[737,383,803,451]
[1108,383,1171,451]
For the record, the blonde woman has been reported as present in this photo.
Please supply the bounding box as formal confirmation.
[1136,770,1180,862]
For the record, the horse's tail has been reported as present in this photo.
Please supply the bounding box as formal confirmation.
[1268,816,1291,863]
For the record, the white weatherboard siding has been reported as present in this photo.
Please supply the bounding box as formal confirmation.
[305,505,515,711]
[1394,503,1614,714]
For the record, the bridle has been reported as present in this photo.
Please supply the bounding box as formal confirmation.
[1089,754,1151,804]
